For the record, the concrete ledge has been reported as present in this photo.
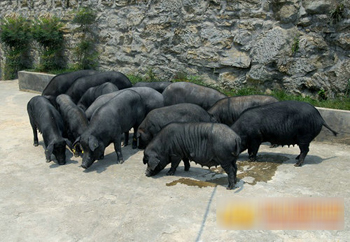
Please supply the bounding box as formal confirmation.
[18,70,55,93]
[316,107,350,145]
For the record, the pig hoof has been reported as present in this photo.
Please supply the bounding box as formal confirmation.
[118,159,125,164]
[46,159,51,163]
[166,170,175,175]
[294,163,302,167]
[33,143,39,147]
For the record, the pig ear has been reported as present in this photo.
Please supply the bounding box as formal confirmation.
[72,136,81,148]
[148,156,160,170]
[72,137,80,153]
[64,138,72,149]
[45,143,54,162]
[88,135,99,152]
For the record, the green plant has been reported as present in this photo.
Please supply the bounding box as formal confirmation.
[291,36,299,56]
[72,7,99,70]
[0,15,32,79]
[318,88,327,100]
[127,74,144,85]
[31,15,65,71]
[329,2,345,25]
[146,68,157,81]
[72,7,97,30]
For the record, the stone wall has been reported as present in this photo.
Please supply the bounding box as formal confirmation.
[1,0,350,97]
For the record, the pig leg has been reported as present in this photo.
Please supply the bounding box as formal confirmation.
[233,161,238,184]
[114,138,124,164]
[29,116,39,146]
[248,141,260,161]
[295,143,310,167]
[123,132,129,146]
[167,156,182,175]
[183,158,190,171]
[221,161,237,190]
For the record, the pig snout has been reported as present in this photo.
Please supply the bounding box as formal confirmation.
[145,164,162,177]
[145,166,153,177]
[81,156,94,169]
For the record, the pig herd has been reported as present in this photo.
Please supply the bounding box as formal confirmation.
[27,70,338,190]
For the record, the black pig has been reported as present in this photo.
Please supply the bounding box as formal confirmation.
[143,123,241,190]
[42,70,98,106]
[231,100,338,166]
[65,71,132,103]
[134,81,172,93]
[74,90,146,169]
[27,96,71,164]
[208,95,278,126]
[138,103,217,149]
[56,94,89,156]
[162,82,226,110]
[77,82,119,111]
[85,87,164,120]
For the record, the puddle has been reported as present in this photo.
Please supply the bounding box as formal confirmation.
[166,154,289,188]
[166,178,216,188]
[235,154,289,185]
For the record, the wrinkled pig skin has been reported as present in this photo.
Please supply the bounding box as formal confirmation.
[143,122,241,190]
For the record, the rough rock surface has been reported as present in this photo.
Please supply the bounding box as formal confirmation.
[1,0,350,97]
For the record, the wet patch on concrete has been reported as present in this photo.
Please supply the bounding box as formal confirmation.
[166,178,216,188]
[166,154,289,188]
[236,154,289,185]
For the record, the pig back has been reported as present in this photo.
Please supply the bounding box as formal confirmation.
[208,95,278,126]
[231,100,325,145]
[162,82,226,110]
[89,89,146,134]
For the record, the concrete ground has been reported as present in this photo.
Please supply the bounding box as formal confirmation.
[0,80,349,242]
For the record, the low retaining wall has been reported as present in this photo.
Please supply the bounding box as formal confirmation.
[18,71,55,93]
[18,70,350,145]
[316,108,350,145]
